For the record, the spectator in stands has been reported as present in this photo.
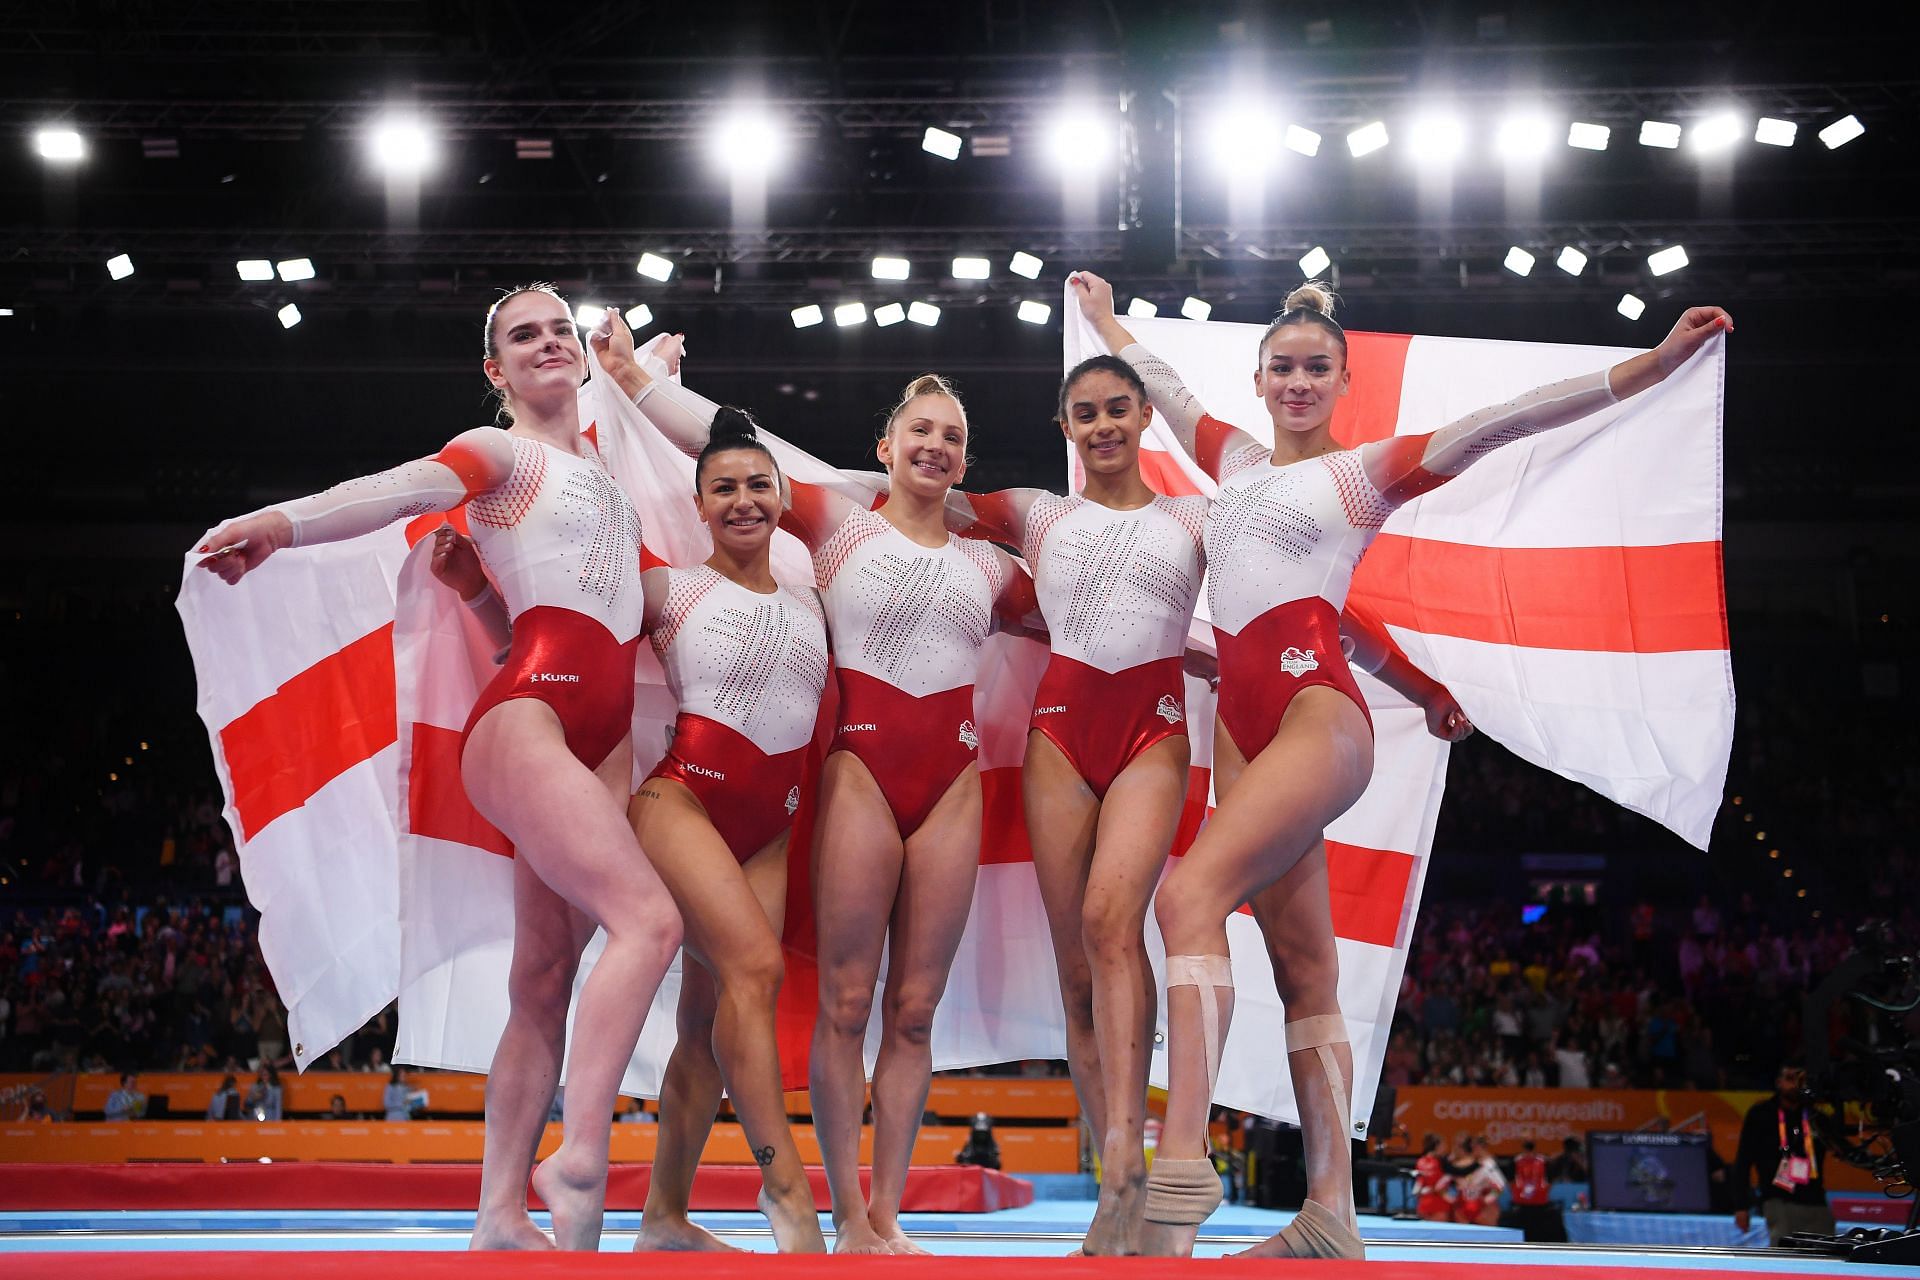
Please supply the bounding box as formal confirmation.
[328,1094,349,1120]
[103,1071,145,1121]
[383,1065,412,1121]
[207,1073,239,1120]
[1732,1059,1835,1245]
[243,1065,282,1120]
[1549,1136,1588,1184]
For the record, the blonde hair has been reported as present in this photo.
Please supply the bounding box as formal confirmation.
[879,372,972,463]
[1261,282,1346,361]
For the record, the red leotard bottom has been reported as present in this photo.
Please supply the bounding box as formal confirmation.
[1213,597,1371,762]
[828,668,977,838]
[462,605,639,770]
[1029,654,1188,798]
[645,713,808,862]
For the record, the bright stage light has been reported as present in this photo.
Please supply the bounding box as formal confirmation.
[636,252,674,281]
[371,118,434,173]
[711,109,785,176]
[908,301,941,327]
[1407,116,1466,165]
[277,304,302,329]
[1496,115,1553,160]
[1298,245,1331,278]
[1638,120,1681,149]
[1017,300,1052,325]
[1284,125,1322,157]
[106,254,134,280]
[1346,121,1389,157]
[1503,247,1536,277]
[34,127,84,161]
[1689,113,1744,153]
[1555,246,1588,276]
[1206,108,1279,168]
[0,308,13,317]
[871,256,910,281]
[834,302,868,327]
[1126,297,1159,319]
[1180,296,1212,321]
[1754,117,1798,147]
[236,260,274,281]
[624,304,653,330]
[922,126,963,160]
[574,304,608,330]
[1617,293,1646,320]
[1819,114,1864,149]
[276,258,315,282]
[791,304,824,329]
[1044,110,1115,168]
[1567,121,1611,151]
[951,256,990,280]
[874,302,905,327]
[1647,245,1689,276]
[1008,251,1044,279]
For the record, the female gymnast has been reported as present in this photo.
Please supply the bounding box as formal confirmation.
[432,384,830,1252]
[928,353,1471,1254]
[196,285,685,1252]
[616,359,1040,1254]
[1073,270,1729,1257]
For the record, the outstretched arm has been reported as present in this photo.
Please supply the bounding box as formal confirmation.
[1360,306,1732,505]
[197,427,515,584]
[1069,269,1262,481]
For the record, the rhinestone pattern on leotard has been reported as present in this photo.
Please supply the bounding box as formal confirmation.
[651,566,828,752]
[1027,494,1204,671]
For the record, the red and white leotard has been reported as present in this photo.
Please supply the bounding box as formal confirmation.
[643,564,830,860]
[1122,341,1617,759]
[275,425,645,769]
[635,376,1035,836]
[964,489,1206,795]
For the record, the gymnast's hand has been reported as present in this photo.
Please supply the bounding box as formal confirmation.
[1423,685,1475,743]
[1653,306,1733,376]
[195,511,294,584]
[429,525,489,602]
[1068,269,1116,320]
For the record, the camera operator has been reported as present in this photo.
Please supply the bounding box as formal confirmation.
[1731,1060,1834,1245]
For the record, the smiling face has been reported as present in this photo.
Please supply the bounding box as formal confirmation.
[1254,322,1351,438]
[1060,367,1153,478]
[695,446,782,556]
[482,290,583,415]
[878,392,968,495]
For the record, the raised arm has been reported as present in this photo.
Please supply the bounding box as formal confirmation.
[197,427,515,584]
[1360,306,1732,505]
[1069,270,1262,481]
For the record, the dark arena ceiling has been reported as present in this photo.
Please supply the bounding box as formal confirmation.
[2,1,1915,592]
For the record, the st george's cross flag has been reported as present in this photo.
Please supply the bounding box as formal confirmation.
[177,314,1729,1129]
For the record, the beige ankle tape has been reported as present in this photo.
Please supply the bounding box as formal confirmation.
[1165,954,1233,1093]
[1143,1156,1223,1226]
[1285,1013,1354,1148]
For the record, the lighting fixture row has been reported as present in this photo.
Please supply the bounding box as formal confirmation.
[26,107,1868,179]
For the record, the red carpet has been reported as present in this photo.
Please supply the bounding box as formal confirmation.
[0,1162,1031,1213]
[0,1255,1853,1280]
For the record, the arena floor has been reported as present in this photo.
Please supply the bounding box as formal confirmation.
[0,1204,1908,1277]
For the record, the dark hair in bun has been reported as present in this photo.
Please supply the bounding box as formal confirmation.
[695,405,782,491]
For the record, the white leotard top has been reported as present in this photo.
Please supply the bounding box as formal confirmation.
[1203,444,1389,636]
[813,504,1007,698]
[648,565,830,755]
[1021,492,1206,671]
[464,435,646,643]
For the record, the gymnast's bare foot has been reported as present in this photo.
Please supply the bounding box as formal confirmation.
[1141,1218,1201,1258]
[869,1211,930,1254]
[759,1185,827,1253]
[1078,1161,1146,1255]
[831,1212,895,1254]
[468,1207,554,1251]
[531,1149,606,1251]
[631,1211,742,1253]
